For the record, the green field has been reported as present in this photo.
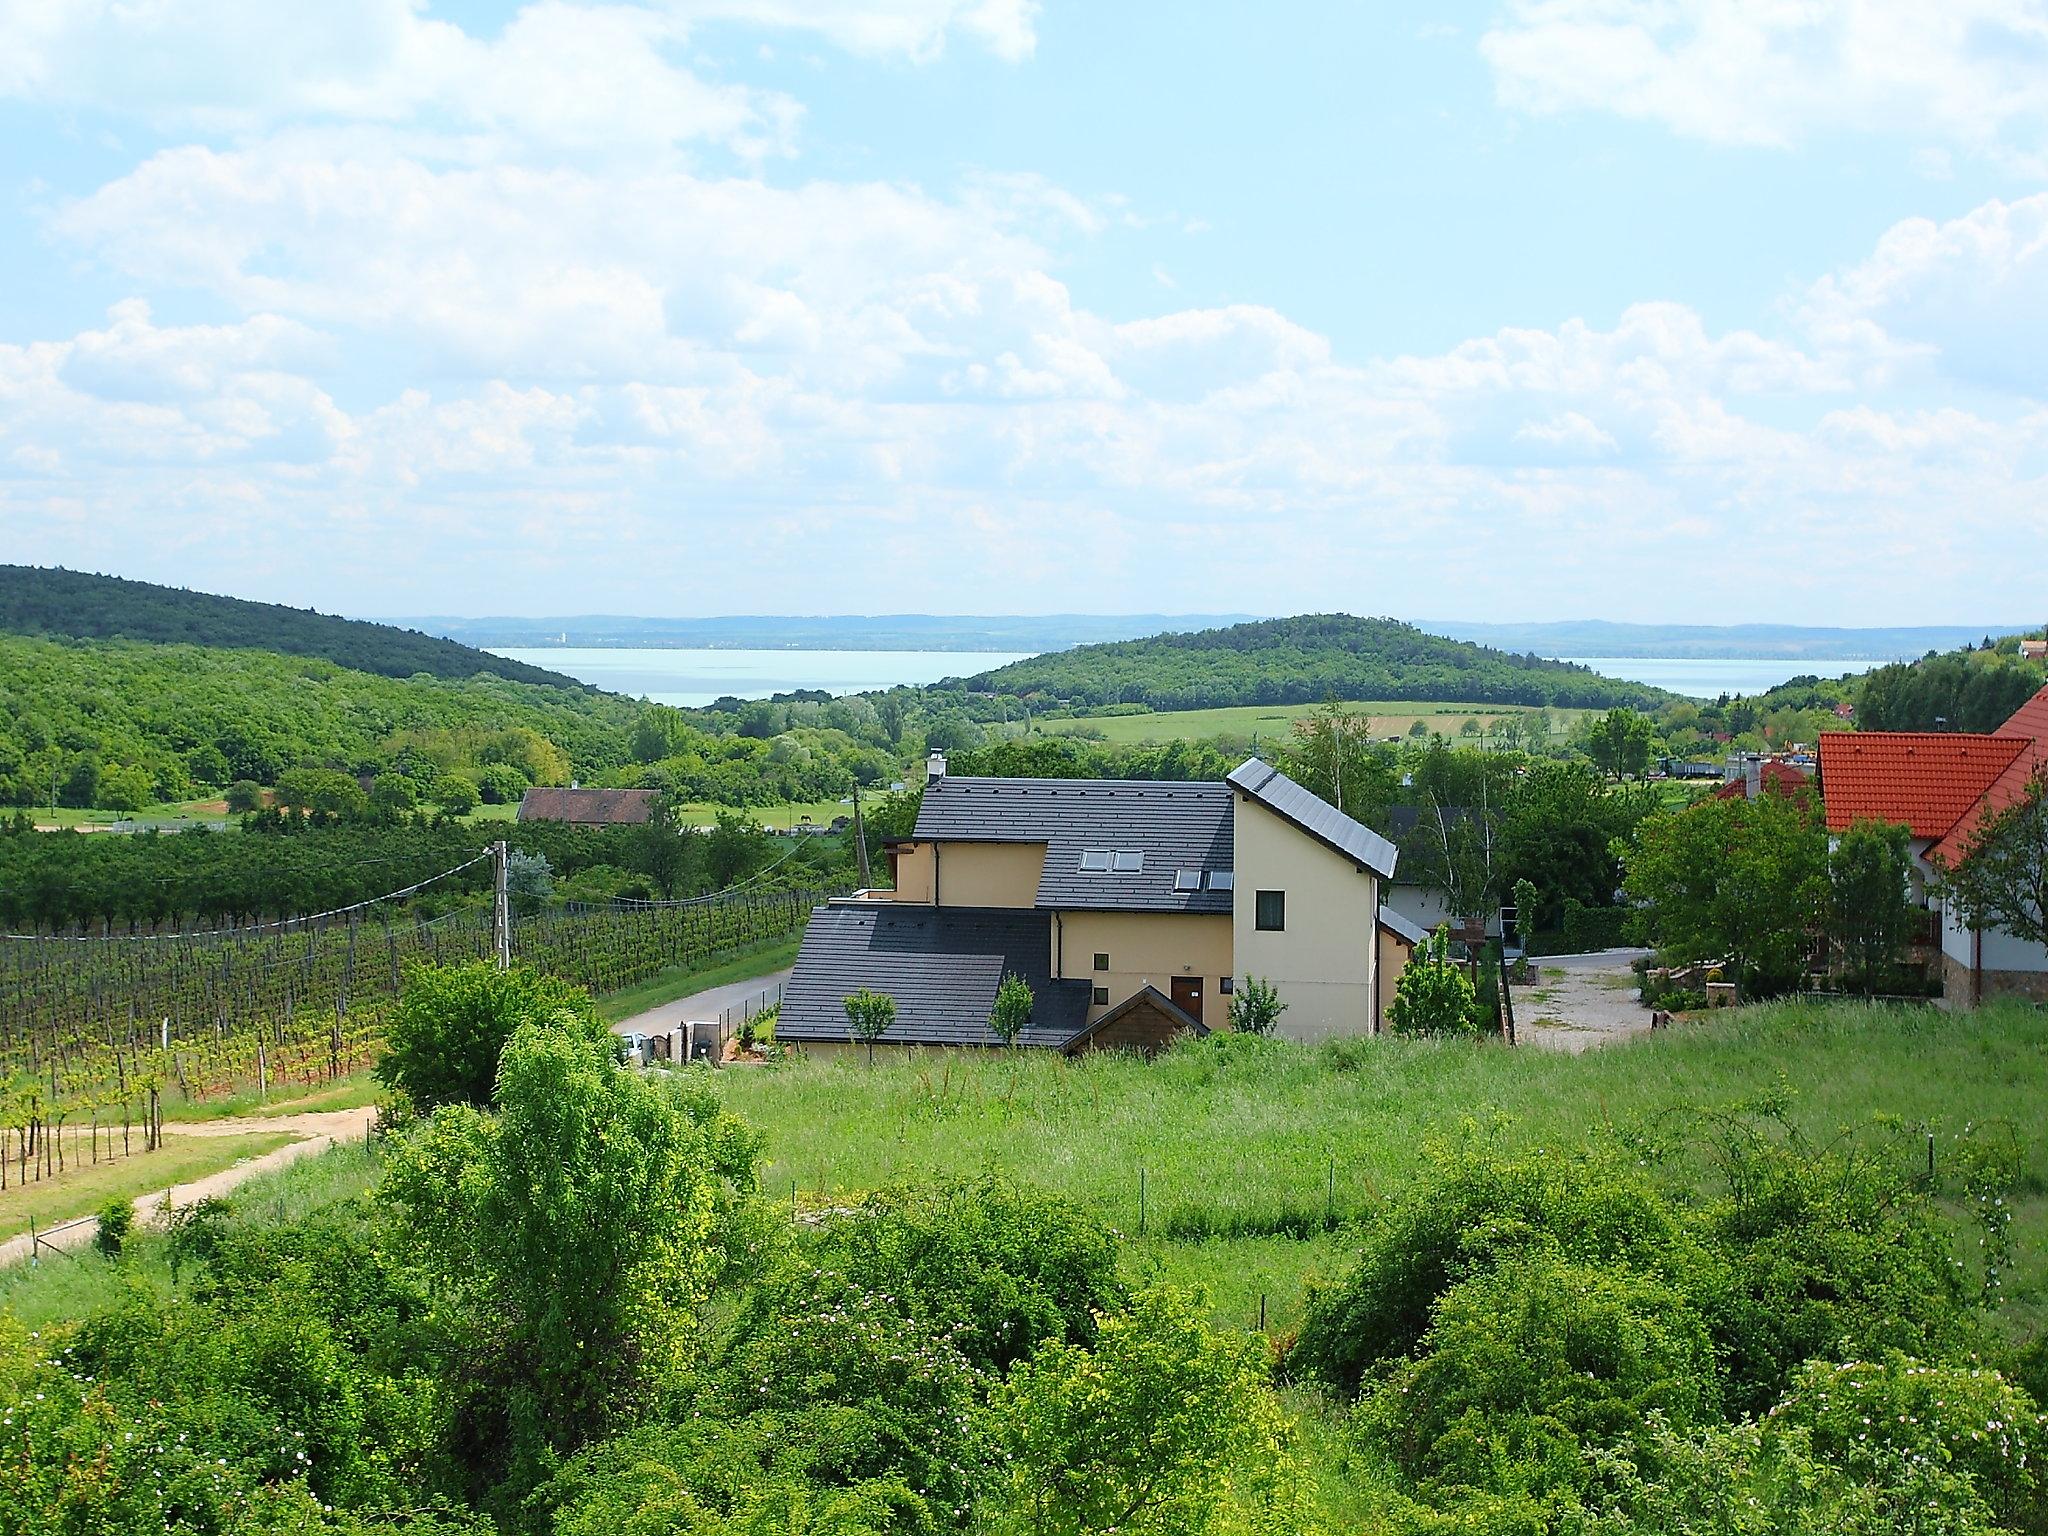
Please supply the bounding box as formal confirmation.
[1048,699,1591,746]
[713,999,2048,1340]
[0,1130,299,1241]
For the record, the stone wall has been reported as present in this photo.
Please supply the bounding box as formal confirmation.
[1941,953,2048,1007]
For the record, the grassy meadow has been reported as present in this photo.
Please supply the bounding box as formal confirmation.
[715,998,2048,1341]
[0,1130,298,1241]
[1047,698,1590,746]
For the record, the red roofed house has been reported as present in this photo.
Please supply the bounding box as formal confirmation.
[1712,757,1814,803]
[1815,685,2048,1005]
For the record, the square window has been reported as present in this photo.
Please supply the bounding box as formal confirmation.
[1255,889,1285,932]
[1112,850,1142,871]
[1218,975,1235,995]
[1174,869,1202,891]
[1092,986,1109,1006]
[1093,952,1110,972]
[1207,870,1235,891]
[1079,850,1111,872]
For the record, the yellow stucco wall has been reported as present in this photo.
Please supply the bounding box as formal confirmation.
[888,840,1043,908]
[1231,795,1380,1041]
[1053,910,1234,1026]
[1376,927,1414,1032]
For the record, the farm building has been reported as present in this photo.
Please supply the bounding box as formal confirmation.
[778,754,1419,1055]
[515,786,660,827]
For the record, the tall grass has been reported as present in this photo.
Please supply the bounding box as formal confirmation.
[716,1000,2048,1324]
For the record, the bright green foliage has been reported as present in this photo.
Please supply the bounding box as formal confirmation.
[430,773,481,816]
[1228,975,1288,1036]
[991,1287,1308,1536]
[842,988,895,1062]
[1357,1253,1721,1499]
[275,767,369,820]
[375,961,610,1111]
[368,773,418,815]
[93,1199,131,1257]
[809,1174,1126,1374]
[1386,927,1484,1037]
[474,763,530,805]
[990,972,1035,1047]
[1768,1355,2048,1532]
[1827,818,1917,987]
[1625,788,1828,993]
[1586,707,1656,781]
[381,1020,760,1495]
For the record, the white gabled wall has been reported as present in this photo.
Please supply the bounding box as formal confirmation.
[1231,794,1379,1041]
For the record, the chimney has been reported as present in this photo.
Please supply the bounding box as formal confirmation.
[926,750,948,786]
[1744,755,1761,799]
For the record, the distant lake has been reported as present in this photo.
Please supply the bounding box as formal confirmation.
[491,647,1033,707]
[1562,656,1889,698]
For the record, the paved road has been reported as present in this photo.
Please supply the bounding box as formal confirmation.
[0,1106,377,1268]
[1517,948,1658,1053]
[611,967,793,1041]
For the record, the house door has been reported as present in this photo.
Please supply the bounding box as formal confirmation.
[1170,975,1204,1025]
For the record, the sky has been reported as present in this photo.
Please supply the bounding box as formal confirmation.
[2,1,2046,625]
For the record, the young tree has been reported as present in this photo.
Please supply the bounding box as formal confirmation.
[382,1020,758,1487]
[1625,790,1828,994]
[1226,975,1287,1035]
[377,960,612,1111]
[1942,770,2048,949]
[1586,707,1655,781]
[990,972,1034,1047]
[505,850,554,916]
[432,772,481,817]
[1387,927,1483,1037]
[991,1287,1303,1536]
[844,988,896,1065]
[706,809,767,888]
[1828,819,1916,990]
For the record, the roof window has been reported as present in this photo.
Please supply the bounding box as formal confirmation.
[1207,870,1236,891]
[1173,869,1202,892]
[1112,851,1143,872]
[1079,850,1112,872]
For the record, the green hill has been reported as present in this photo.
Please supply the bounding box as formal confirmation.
[0,633,639,809]
[0,566,580,689]
[963,614,1675,711]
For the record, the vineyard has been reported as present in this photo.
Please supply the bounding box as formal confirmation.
[0,879,829,1191]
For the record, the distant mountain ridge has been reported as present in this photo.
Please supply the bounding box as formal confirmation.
[1422,619,2027,662]
[386,612,1259,653]
[0,566,583,689]
[960,615,1677,710]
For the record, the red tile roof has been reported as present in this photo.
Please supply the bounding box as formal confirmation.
[1815,731,2026,838]
[1927,685,2048,866]
[1711,761,1813,801]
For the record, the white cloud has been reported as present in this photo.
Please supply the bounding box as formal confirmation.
[1481,0,2048,166]
[663,0,1039,62]
[1801,192,2048,389]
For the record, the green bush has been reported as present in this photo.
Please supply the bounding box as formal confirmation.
[1356,1252,1721,1499]
[1388,928,1485,1038]
[94,1198,133,1257]
[375,960,611,1111]
[1560,898,1631,953]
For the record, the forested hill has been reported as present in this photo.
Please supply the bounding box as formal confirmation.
[963,615,1676,711]
[0,566,579,688]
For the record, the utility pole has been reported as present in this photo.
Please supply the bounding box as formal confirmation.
[491,840,511,969]
[849,777,873,890]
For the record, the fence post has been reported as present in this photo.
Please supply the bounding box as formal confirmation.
[1138,1167,1147,1236]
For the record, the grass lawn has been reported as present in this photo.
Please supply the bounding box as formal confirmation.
[0,1131,299,1241]
[30,796,235,831]
[714,998,2048,1341]
[1049,699,1591,746]
[158,1072,385,1124]
[597,936,802,1024]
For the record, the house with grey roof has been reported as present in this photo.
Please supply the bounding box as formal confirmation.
[777,754,1422,1055]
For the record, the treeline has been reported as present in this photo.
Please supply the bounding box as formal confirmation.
[1858,643,2046,731]
[0,814,853,932]
[963,614,1674,711]
[0,564,578,687]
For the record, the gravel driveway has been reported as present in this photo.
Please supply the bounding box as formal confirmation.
[1514,948,1657,1053]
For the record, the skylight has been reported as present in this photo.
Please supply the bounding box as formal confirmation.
[1207,870,1236,891]
[1174,869,1202,891]
[1079,850,1112,872]
[1112,851,1143,872]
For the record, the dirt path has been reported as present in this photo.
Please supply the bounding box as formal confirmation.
[1515,949,1658,1053]
[0,1106,377,1268]
[611,968,792,1041]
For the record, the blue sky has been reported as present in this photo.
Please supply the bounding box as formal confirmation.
[3,1,2046,624]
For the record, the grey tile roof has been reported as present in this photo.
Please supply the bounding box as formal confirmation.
[1378,904,1430,947]
[912,777,1235,914]
[1226,758,1399,879]
[779,901,1091,1048]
